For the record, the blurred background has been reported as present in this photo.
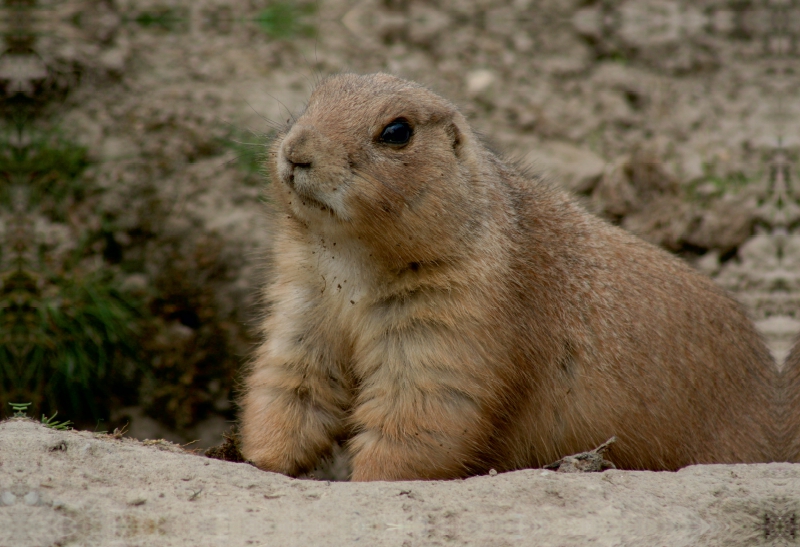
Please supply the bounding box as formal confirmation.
[0,0,797,447]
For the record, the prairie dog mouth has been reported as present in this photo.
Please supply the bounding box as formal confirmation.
[289,187,337,215]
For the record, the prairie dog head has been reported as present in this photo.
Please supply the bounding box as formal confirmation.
[270,73,489,267]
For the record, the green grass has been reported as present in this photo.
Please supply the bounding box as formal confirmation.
[0,131,90,212]
[0,129,147,423]
[0,135,87,180]
[9,402,31,418]
[255,2,317,39]
[133,9,185,31]
[0,266,144,423]
[686,171,754,202]
[223,133,269,176]
[0,125,245,430]
[41,411,73,430]
[6,403,73,429]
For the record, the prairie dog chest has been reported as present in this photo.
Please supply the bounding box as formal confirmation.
[301,237,376,335]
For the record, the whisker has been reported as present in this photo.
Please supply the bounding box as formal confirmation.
[229,139,268,147]
[243,98,293,131]
[220,153,260,169]
[296,50,321,93]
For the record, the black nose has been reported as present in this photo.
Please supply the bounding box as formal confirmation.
[284,157,311,187]
[284,132,313,170]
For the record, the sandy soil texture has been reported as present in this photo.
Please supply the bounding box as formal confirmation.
[3,419,799,546]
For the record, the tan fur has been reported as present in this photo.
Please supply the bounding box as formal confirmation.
[240,73,776,480]
[780,341,800,462]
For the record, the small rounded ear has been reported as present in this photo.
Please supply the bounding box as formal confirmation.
[446,122,464,156]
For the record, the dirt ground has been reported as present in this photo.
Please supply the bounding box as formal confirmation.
[4,419,800,546]
[2,0,800,544]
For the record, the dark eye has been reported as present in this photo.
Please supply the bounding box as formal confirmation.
[380,119,412,146]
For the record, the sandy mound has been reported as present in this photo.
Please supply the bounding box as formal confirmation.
[2,419,797,546]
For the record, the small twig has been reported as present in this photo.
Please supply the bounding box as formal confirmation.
[110,423,130,439]
[544,436,618,473]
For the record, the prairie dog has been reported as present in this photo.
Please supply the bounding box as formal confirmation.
[240,73,775,480]
[780,341,800,462]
